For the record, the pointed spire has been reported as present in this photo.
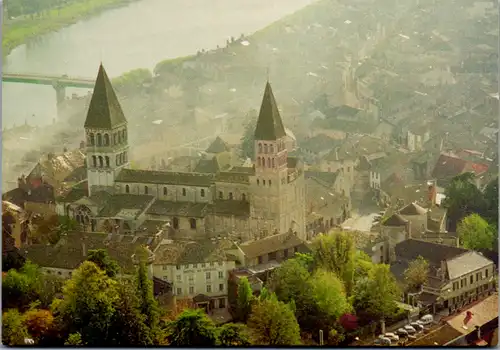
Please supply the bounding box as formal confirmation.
[254,82,286,140]
[84,64,127,129]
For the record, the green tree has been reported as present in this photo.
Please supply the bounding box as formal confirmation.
[2,309,29,346]
[483,177,498,228]
[268,258,311,304]
[112,68,153,96]
[312,231,356,294]
[136,262,159,330]
[86,249,119,278]
[443,172,486,231]
[236,277,254,322]
[240,110,258,160]
[217,323,251,346]
[403,256,429,291]
[108,282,154,346]
[352,264,401,322]
[308,269,351,321]
[166,309,218,346]
[54,261,119,346]
[353,251,375,282]
[457,214,495,250]
[248,296,301,345]
[64,333,84,346]
[2,260,41,310]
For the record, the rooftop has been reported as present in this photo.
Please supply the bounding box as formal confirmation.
[115,169,214,187]
[239,231,308,259]
[153,238,238,265]
[254,82,286,141]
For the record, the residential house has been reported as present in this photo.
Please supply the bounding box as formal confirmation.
[2,201,30,249]
[152,238,240,312]
[3,175,56,216]
[391,239,496,315]
[299,134,341,165]
[237,231,310,279]
[24,231,161,278]
[431,153,489,187]
[401,121,431,152]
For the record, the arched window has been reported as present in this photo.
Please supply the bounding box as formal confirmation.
[89,133,95,145]
[270,144,274,153]
[119,153,124,164]
[172,217,179,229]
[113,133,117,145]
[182,188,186,196]
[144,186,149,194]
[97,133,102,146]
[103,134,110,146]
[105,156,110,167]
[269,180,272,186]
[257,179,260,185]
[201,189,205,197]
[263,180,266,186]
[163,187,168,195]
[92,155,97,167]
[267,158,271,167]
[258,143,262,153]
[98,156,103,167]
[125,185,130,193]
[116,155,120,166]
[122,129,126,141]
[257,157,261,167]
[264,144,268,154]
[229,192,233,200]
[218,191,223,199]
[272,158,275,168]
[123,152,127,162]
[189,218,197,229]
[242,193,246,201]
[118,132,122,144]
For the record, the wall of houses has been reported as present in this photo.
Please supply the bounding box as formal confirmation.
[152,260,236,309]
[116,182,213,203]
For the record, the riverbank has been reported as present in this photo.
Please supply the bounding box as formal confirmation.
[2,0,137,56]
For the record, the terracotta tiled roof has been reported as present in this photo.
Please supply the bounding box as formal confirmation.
[239,232,309,259]
[153,238,237,265]
[399,202,427,216]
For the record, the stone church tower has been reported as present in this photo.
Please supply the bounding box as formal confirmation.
[84,64,130,196]
[250,82,306,239]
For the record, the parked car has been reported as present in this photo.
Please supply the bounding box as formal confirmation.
[384,333,399,341]
[396,328,408,337]
[420,314,434,325]
[375,337,392,346]
[404,325,417,334]
[410,322,424,332]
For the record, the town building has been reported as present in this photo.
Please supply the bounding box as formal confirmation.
[56,64,307,242]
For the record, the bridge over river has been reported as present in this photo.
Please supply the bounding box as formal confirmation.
[2,73,95,115]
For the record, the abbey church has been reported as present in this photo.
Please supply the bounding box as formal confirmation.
[56,64,306,242]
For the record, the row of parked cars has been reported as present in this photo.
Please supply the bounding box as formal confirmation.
[374,314,434,346]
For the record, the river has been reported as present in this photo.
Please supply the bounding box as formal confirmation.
[2,0,316,129]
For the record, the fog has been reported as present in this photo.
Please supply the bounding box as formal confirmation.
[3,0,498,190]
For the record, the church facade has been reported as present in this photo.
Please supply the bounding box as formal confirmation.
[56,64,306,242]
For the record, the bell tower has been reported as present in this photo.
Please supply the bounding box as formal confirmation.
[84,64,130,196]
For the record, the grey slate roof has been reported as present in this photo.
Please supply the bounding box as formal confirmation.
[399,202,427,216]
[147,200,210,218]
[383,213,408,227]
[84,64,127,129]
[194,156,220,174]
[254,82,286,141]
[394,239,468,266]
[239,232,309,259]
[214,200,250,217]
[97,194,155,218]
[153,238,238,265]
[305,171,339,188]
[115,168,214,187]
[206,136,230,153]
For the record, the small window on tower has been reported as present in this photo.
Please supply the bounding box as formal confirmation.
[116,155,120,166]
[113,133,117,144]
[89,133,95,145]
[104,134,110,146]
[163,187,168,196]
[201,189,205,197]
[219,191,223,199]
[125,185,130,193]
[257,179,260,185]
[270,145,274,153]
[264,144,268,154]
[97,133,102,146]
[263,180,266,186]
[105,156,110,167]
[144,186,149,194]
[269,180,272,186]
[98,156,104,167]
[182,188,187,196]
[258,143,262,153]
[92,156,97,167]
[258,157,262,167]
[272,158,275,168]
[267,158,271,167]
[229,192,233,200]
[242,193,246,201]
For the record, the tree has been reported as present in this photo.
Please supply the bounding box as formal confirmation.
[217,323,251,346]
[403,256,429,291]
[64,333,84,346]
[54,261,119,346]
[248,295,301,345]
[24,308,55,344]
[108,282,154,346]
[136,262,159,330]
[2,309,29,346]
[2,260,41,310]
[166,309,218,346]
[352,264,401,322]
[308,270,351,321]
[482,177,498,228]
[312,231,356,294]
[443,172,486,231]
[236,277,254,322]
[457,214,495,250]
[268,258,310,304]
[240,110,258,160]
[86,249,119,278]
[353,251,375,283]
